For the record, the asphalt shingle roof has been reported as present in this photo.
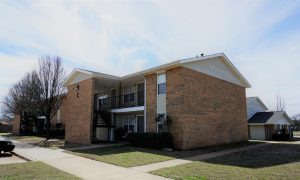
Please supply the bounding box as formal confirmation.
[248,112,274,123]
[248,111,290,124]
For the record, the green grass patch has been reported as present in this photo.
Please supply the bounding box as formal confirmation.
[0,161,80,180]
[69,145,174,167]
[151,143,300,180]
[69,141,261,168]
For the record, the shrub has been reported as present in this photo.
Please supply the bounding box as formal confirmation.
[115,127,125,141]
[127,132,173,149]
[155,114,172,133]
[50,129,65,138]
[272,134,291,141]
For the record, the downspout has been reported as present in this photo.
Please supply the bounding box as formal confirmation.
[135,74,146,132]
[118,82,121,108]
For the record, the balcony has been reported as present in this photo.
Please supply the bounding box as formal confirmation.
[94,91,144,111]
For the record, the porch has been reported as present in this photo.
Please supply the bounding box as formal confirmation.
[91,75,146,143]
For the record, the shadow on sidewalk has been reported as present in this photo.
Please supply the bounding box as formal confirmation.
[202,143,300,168]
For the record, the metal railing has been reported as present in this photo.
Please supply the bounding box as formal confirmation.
[94,91,144,110]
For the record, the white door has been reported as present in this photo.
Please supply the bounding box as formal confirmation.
[249,125,265,140]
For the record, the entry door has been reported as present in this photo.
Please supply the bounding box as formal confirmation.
[111,89,117,109]
[138,83,144,106]
[137,116,144,133]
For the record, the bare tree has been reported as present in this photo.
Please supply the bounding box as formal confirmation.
[2,71,41,122]
[36,56,66,139]
[275,93,285,111]
[2,56,65,139]
[293,114,300,120]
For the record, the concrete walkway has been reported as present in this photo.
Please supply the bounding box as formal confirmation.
[13,140,169,180]
[130,143,268,172]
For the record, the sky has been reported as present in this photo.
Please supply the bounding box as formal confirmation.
[0,0,299,116]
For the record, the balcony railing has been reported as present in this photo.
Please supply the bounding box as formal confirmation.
[94,91,144,110]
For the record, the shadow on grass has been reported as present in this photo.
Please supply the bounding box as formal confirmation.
[202,143,300,168]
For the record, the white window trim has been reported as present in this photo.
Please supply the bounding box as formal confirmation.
[157,72,166,95]
[123,115,135,133]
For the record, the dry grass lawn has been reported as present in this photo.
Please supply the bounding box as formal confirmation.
[151,143,300,180]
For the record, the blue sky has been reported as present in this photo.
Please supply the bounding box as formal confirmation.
[0,0,300,116]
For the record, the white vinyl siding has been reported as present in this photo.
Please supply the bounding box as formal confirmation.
[271,116,291,125]
[247,99,268,119]
[249,125,266,140]
[182,57,243,87]
[69,73,91,85]
[157,73,166,114]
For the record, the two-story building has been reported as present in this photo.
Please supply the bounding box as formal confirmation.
[62,53,251,150]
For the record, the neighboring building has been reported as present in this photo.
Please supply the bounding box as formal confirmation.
[246,97,292,140]
[0,119,13,133]
[12,96,68,135]
[246,97,268,119]
[63,53,251,150]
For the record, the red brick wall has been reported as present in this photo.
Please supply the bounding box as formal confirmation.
[145,74,157,132]
[166,67,248,150]
[65,78,94,144]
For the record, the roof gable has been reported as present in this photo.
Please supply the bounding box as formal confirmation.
[247,97,268,110]
[180,54,251,88]
[64,68,119,86]
[246,97,268,119]
[64,69,93,86]
[64,53,251,88]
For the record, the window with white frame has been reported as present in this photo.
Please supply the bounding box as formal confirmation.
[98,95,109,109]
[123,115,135,133]
[157,73,166,95]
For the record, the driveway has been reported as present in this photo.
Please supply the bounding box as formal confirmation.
[0,152,26,165]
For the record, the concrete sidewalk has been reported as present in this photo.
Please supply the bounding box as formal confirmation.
[130,143,269,172]
[13,140,169,180]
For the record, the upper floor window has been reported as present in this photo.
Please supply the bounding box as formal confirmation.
[157,73,166,95]
[123,86,135,103]
[99,95,109,108]
[158,83,166,94]
[124,93,134,102]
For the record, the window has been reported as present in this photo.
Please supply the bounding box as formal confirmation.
[123,116,135,133]
[157,73,166,95]
[124,93,134,102]
[99,95,109,108]
[158,83,166,94]
[123,86,135,103]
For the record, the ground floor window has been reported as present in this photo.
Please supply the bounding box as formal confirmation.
[123,115,135,133]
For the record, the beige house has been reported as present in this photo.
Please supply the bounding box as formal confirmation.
[60,53,251,150]
[247,97,292,140]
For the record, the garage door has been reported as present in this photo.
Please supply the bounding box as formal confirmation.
[249,125,265,140]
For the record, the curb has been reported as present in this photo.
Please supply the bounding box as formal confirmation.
[11,151,32,162]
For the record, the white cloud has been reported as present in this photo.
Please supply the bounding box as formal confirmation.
[0,0,299,115]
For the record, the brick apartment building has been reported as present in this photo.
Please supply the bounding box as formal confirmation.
[14,53,251,150]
